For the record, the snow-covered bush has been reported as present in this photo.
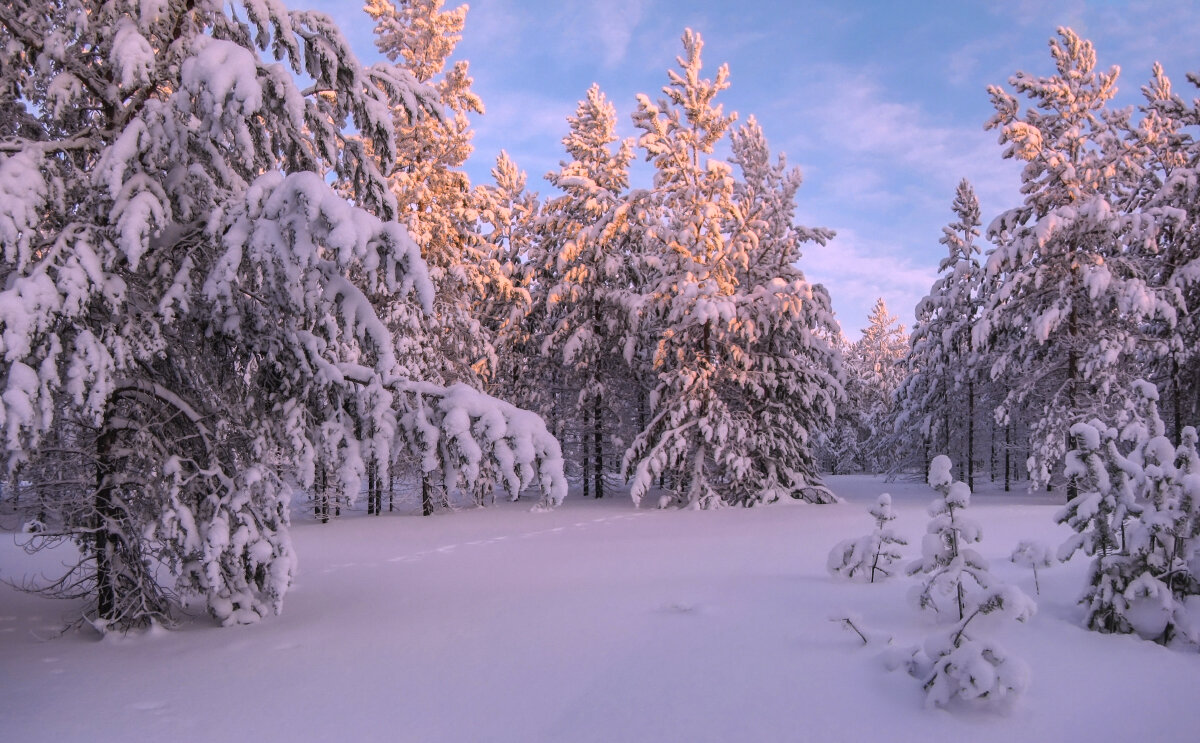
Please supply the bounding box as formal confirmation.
[907,456,990,619]
[827,493,907,582]
[906,586,1035,709]
[1010,540,1053,595]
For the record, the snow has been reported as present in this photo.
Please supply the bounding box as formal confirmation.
[2,475,1198,741]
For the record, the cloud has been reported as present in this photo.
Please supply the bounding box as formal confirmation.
[790,67,1021,216]
[466,89,577,188]
[801,227,937,342]
[584,0,648,68]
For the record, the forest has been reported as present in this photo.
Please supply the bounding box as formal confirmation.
[1,0,1198,678]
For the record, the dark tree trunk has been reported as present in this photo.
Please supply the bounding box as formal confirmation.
[581,400,591,500]
[593,391,604,499]
[422,473,433,517]
[989,418,996,484]
[1173,358,1183,442]
[315,466,329,523]
[94,411,120,622]
[1004,423,1011,493]
[367,458,377,515]
[967,377,975,491]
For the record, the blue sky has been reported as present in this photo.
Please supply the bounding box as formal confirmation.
[312,0,1200,339]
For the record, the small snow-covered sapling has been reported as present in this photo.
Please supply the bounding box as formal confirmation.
[1010,540,1053,595]
[827,493,907,583]
[907,586,1036,709]
[906,455,990,619]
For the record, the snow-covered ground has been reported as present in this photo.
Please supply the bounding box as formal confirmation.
[2,476,1198,742]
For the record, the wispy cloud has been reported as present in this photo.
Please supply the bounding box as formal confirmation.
[468,89,576,188]
[573,0,648,68]
[802,227,936,341]
[785,67,1021,217]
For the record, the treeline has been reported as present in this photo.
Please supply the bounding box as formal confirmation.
[826,29,1200,496]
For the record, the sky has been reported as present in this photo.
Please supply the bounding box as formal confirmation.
[310,0,1200,339]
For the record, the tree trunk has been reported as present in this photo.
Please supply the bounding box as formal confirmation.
[1173,357,1183,442]
[967,376,975,491]
[989,418,996,484]
[422,472,433,517]
[367,458,377,516]
[1004,423,1011,493]
[593,390,604,499]
[94,410,120,622]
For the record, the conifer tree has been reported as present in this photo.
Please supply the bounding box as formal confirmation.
[976,28,1177,489]
[844,299,908,473]
[622,30,840,507]
[475,150,539,400]
[1130,63,1200,440]
[0,0,438,628]
[894,182,983,484]
[907,456,991,620]
[827,493,907,582]
[726,116,844,503]
[366,0,496,387]
[621,29,743,508]
[535,84,637,499]
[0,0,567,630]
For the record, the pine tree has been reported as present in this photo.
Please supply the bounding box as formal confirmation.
[0,0,439,628]
[366,0,496,389]
[1056,416,1143,633]
[894,181,983,484]
[1057,383,1200,642]
[534,84,637,499]
[907,456,991,620]
[0,0,567,630]
[976,28,1177,490]
[827,493,907,582]
[726,116,844,503]
[1130,63,1200,440]
[475,150,539,403]
[907,585,1035,709]
[844,299,908,473]
[621,29,743,509]
[621,30,840,507]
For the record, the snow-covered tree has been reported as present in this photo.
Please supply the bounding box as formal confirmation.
[619,29,742,509]
[907,456,991,619]
[1010,540,1054,595]
[534,84,638,499]
[622,31,840,507]
[895,458,1036,707]
[1056,416,1144,634]
[976,28,1178,490]
[1129,63,1200,441]
[475,150,539,398]
[827,493,907,582]
[0,0,436,628]
[366,0,496,389]
[725,116,844,504]
[1057,382,1200,642]
[893,181,983,485]
[0,0,565,631]
[841,299,907,473]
